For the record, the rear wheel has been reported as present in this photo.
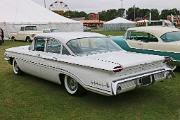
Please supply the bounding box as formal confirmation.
[64,75,85,95]
[11,36,16,41]
[12,59,22,75]
[26,37,31,42]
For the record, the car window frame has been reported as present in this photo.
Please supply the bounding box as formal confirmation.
[160,31,180,42]
[20,27,25,31]
[45,38,62,54]
[62,45,71,55]
[126,30,159,43]
[33,37,47,52]
[66,37,122,56]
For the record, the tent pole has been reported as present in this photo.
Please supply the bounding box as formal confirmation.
[43,0,47,8]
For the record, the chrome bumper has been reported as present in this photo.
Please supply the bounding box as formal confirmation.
[4,53,10,61]
[112,69,174,95]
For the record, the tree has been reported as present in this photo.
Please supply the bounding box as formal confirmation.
[139,9,150,19]
[127,7,140,20]
[161,8,180,19]
[150,9,160,20]
[60,11,88,18]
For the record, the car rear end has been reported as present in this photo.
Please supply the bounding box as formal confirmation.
[111,59,174,95]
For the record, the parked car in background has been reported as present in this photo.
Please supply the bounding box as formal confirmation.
[9,26,42,42]
[137,20,175,28]
[43,28,61,33]
[4,32,173,96]
[112,26,180,67]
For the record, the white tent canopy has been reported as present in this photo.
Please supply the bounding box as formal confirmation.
[103,17,136,31]
[0,0,83,38]
[105,17,136,24]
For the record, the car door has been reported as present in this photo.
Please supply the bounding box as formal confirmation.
[18,37,46,77]
[16,27,25,40]
[126,31,144,49]
[39,38,63,84]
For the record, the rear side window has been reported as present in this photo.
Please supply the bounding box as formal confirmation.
[127,31,158,42]
[62,46,70,55]
[34,37,46,51]
[46,39,61,53]
[20,27,25,31]
[25,26,37,31]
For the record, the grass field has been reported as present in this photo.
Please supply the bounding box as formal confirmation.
[0,40,180,120]
[92,31,125,36]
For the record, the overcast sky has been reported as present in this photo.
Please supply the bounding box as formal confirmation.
[32,0,180,13]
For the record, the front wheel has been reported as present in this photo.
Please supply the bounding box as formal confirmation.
[26,37,31,42]
[13,59,22,75]
[64,75,85,96]
[11,36,16,41]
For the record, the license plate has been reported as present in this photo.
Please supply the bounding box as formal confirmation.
[139,75,152,86]
[154,72,165,80]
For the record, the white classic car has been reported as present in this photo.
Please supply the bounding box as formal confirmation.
[10,26,42,42]
[4,32,174,96]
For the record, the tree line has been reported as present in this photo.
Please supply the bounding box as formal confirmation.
[56,8,180,21]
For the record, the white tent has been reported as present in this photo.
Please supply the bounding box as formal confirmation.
[0,0,83,38]
[103,17,136,31]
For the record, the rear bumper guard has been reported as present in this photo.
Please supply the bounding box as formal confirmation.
[112,69,174,95]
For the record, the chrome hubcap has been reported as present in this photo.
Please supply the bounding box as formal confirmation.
[14,61,19,72]
[67,77,78,91]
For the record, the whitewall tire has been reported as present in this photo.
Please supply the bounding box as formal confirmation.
[64,75,85,95]
[13,59,22,75]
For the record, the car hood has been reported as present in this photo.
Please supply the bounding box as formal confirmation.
[84,51,164,68]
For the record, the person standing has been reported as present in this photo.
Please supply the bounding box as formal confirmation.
[0,28,4,42]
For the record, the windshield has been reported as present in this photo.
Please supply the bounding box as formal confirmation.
[161,31,180,42]
[67,37,122,56]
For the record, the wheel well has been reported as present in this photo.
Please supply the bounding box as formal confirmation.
[59,73,65,85]
[11,36,15,39]
[9,57,14,65]
[26,36,30,40]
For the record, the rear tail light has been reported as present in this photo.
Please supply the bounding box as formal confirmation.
[113,66,123,72]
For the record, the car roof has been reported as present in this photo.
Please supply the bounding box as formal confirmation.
[127,26,180,37]
[36,32,106,44]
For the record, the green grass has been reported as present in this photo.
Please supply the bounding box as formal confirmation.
[1,40,180,120]
[91,30,125,36]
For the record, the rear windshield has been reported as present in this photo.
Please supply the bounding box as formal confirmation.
[67,37,122,56]
[161,31,180,42]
